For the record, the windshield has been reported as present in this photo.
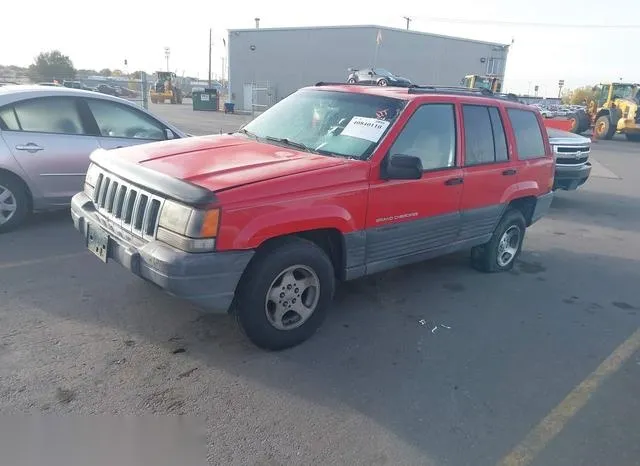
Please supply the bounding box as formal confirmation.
[240,89,406,159]
[611,84,637,101]
[475,77,493,90]
[373,68,394,78]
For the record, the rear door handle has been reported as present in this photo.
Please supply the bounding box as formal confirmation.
[502,169,517,176]
[444,177,464,186]
[15,143,44,153]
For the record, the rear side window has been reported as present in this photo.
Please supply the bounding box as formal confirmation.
[462,105,509,165]
[507,109,546,159]
[0,107,20,131]
[11,97,86,135]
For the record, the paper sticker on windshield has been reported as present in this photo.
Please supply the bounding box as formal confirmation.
[340,116,390,142]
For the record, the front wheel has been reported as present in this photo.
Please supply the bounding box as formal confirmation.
[471,209,526,273]
[377,79,388,86]
[594,115,615,140]
[234,237,336,350]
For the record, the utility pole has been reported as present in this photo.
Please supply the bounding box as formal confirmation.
[221,57,225,83]
[255,17,260,29]
[208,28,212,88]
[164,47,170,72]
[403,16,412,30]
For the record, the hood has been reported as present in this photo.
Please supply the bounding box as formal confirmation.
[111,134,346,192]
[546,127,591,145]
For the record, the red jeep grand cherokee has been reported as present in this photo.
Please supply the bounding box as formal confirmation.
[71,83,555,350]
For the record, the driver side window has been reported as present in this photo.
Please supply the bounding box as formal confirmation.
[389,104,457,171]
[85,99,165,140]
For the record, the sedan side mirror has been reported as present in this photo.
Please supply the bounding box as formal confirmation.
[382,154,423,180]
[165,128,176,140]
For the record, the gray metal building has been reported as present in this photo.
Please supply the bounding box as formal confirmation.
[227,25,510,112]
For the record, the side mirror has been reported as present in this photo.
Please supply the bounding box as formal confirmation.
[165,128,176,140]
[382,154,423,180]
[368,71,374,76]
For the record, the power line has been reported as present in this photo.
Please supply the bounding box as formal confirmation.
[415,17,640,29]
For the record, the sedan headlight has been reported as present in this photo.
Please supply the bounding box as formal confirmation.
[157,200,220,253]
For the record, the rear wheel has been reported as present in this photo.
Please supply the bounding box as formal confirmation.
[0,174,30,233]
[576,109,590,133]
[347,78,356,84]
[471,209,526,273]
[594,115,615,140]
[234,237,335,350]
[377,78,388,86]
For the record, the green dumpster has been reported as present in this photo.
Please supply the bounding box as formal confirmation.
[192,88,219,111]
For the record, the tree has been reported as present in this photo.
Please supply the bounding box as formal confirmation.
[563,86,598,105]
[99,68,112,77]
[130,70,146,80]
[29,50,76,82]
[112,69,123,77]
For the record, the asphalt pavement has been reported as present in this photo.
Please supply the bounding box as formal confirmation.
[1,104,638,466]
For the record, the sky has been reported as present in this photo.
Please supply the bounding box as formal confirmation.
[1,0,639,96]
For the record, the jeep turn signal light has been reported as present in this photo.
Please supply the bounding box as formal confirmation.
[199,209,220,237]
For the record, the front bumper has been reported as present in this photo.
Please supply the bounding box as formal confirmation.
[71,192,254,313]
[554,162,592,191]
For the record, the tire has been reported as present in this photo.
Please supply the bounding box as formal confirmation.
[347,78,356,84]
[568,113,580,133]
[377,79,388,86]
[234,237,336,350]
[470,208,526,273]
[594,115,615,140]
[625,133,640,142]
[0,174,30,233]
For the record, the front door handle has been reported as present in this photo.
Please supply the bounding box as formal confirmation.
[444,177,464,186]
[502,169,517,176]
[15,143,44,153]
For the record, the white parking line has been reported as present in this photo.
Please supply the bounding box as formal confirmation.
[589,158,621,179]
[0,252,86,270]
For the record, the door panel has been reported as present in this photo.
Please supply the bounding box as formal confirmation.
[1,97,100,202]
[365,103,463,272]
[460,104,515,241]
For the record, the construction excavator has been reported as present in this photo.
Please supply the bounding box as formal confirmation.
[149,71,183,104]
[588,82,640,141]
[462,74,503,93]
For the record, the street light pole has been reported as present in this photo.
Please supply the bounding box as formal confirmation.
[164,47,170,72]
[208,29,212,88]
[403,16,412,30]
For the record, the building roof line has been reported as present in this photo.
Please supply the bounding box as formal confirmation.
[228,24,509,48]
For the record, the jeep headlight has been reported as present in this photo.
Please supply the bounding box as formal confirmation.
[84,163,101,198]
[156,200,220,252]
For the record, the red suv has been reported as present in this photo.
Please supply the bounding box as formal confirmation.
[71,83,555,350]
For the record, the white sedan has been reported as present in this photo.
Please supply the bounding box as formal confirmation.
[0,85,187,232]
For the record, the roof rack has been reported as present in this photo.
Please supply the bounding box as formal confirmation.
[315,81,380,87]
[408,85,521,102]
[313,81,522,102]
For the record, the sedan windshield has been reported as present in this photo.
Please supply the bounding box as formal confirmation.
[374,68,394,78]
[240,89,405,159]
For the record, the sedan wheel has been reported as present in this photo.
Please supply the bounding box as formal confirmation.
[0,184,17,226]
[0,175,29,233]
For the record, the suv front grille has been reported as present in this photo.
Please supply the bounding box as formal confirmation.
[92,170,164,239]
[555,144,590,166]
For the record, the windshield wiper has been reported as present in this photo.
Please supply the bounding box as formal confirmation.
[264,136,315,153]
[236,128,258,139]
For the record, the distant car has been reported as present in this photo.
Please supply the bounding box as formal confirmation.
[0,85,186,232]
[347,68,412,87]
